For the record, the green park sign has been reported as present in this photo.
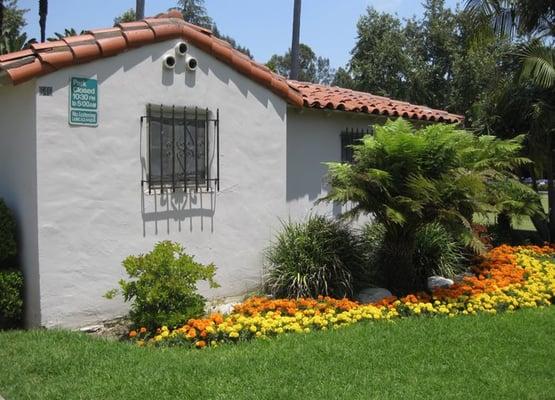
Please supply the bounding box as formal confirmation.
[69,77,98,126]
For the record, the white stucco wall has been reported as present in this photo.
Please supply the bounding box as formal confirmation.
[0,81,41,327]
[286,108,383,219]
[34,39,287,327]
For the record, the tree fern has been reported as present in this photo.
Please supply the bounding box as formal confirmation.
[322,119,544,293]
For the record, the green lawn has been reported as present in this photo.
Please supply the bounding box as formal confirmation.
[1,308,554,400]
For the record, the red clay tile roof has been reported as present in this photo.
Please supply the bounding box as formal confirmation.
[0,10,302,107]
[0,10,462,123]
[288,81,463,123]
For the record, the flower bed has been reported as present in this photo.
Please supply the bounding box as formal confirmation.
[129,245,555,348]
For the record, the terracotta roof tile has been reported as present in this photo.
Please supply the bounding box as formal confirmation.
[62,35,101,62]
[86,28,127,57]
[31,40,75,69]
[0,11,460,122]
[117,21,156,47]
[144,18,182,41]
[287,81,463,123]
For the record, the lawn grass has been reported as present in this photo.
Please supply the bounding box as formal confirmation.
[1,308,554,400]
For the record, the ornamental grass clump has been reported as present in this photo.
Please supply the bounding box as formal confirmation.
[105,241,219,330]
[264,216,365,299]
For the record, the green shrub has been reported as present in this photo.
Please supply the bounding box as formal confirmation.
[264,215,365,299]
[361,222,464,289]
[0,199,17,264]
[0,269,24,329]
[105,241,219,329]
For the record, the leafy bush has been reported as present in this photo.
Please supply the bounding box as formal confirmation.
[106,241,219,329]
[264,216,365,298]
[0,269,24,329]
[361,222,465,289]
[0,199,17,264]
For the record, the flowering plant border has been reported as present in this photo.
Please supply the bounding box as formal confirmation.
[128,245,555,348]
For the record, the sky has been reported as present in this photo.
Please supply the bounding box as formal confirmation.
[18,0,461,69]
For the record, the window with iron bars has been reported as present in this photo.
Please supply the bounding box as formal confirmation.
[340,127,372,163]
[142,104,220,193]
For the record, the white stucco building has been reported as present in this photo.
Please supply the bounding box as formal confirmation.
[0,11,462,327]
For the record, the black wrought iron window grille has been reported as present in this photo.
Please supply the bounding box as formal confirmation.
[141,104,220,193]
[340,127,372,163]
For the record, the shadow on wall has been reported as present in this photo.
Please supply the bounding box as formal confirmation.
[286,114,343,219]
[141,189,216,236]
[202,53,286,122]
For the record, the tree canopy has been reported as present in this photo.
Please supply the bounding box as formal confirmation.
[176,0,253,59]
[266,43,335,84]
[0,0,33,55]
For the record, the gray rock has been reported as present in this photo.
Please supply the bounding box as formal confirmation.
[356,288,393,304]
[210,302,239,315]
[79,324,103,333]
[427,276,454,290]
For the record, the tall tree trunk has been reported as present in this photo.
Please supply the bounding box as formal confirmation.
[548,133,555,240]
[38,0,47,42]
[136,0,145,20]
[289,0,301,80]
[0,0,4,35]
[496,211,513,244]
[383,226,419,295]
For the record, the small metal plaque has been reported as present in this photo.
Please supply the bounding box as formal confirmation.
[39,86,53,96]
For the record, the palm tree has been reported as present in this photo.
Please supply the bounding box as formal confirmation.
[465,0,554,88]
[38,0,47,42]
[135,0,145,20]
[0,28,36,54]
[465,0,555,238]
[289,0,302,80]
[0,0,4,36]
[518,40,555,88]
[321,119,542,293]
[47,28,84,42]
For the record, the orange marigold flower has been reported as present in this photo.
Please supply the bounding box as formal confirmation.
[139,327,147,334]
[128,330,137,338]
[195,340,207,348]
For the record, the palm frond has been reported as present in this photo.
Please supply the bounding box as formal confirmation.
[517,41,555,89]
